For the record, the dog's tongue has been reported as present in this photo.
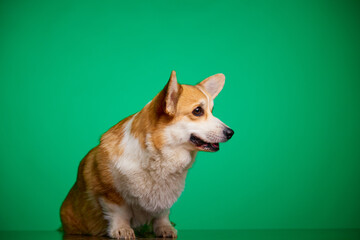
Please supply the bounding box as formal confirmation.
[211,143,219,148]
[204,142,219,151]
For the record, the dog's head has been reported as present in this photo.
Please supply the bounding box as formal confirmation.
[156,71,234,152]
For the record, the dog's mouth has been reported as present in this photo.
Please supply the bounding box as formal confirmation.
[190,134,219,152]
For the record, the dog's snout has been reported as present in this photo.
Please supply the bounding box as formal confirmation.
[223,128,234,140]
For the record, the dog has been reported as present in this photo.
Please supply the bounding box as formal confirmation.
[60,71,234,239]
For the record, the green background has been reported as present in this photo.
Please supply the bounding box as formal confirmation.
[1,0,359,231]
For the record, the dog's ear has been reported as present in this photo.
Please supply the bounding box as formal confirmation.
[197,73,225,99]
[162,70,182,116]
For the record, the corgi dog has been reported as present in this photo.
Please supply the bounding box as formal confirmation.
[60,71,234,239]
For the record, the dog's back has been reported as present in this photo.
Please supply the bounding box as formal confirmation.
[61,117,131,236]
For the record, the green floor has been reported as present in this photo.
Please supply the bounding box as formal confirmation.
[1,229,359,240]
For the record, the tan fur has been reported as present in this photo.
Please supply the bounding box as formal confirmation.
[60,71,233,239]
[177,85,210,120]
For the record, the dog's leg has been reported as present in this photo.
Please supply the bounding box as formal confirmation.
[99,197,135,239]
[153,209,177,238]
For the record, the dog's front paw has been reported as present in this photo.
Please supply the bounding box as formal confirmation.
[108,225,135,239]
[154,225,177,238]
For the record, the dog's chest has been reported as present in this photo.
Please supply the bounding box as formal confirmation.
[112,147,193,214]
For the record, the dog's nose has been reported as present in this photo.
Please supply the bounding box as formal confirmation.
[223,128,234,140]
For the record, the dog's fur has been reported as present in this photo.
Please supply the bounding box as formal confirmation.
[60,71,234,239]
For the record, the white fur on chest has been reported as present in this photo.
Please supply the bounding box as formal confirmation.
[111,116,194,216]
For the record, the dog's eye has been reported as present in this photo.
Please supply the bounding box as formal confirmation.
[192,107,204,117]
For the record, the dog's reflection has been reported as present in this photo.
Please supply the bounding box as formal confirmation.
[63,234,169,240]
[63,235,108,240]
